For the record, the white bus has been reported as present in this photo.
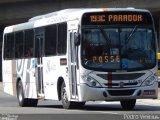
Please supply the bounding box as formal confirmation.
[2,8,158,110]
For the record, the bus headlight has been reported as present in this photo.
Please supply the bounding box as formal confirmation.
[141,75,155,86]
[81,75,102,87]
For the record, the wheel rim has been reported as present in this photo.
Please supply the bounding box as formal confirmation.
[18,82,23,102]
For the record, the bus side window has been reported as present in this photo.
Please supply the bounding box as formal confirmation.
[3,35,8,59]
[45,25,57,56]
[5,33,15,59]
[57,23,67,55]
[15,31,24,59]
[24,29,34,58]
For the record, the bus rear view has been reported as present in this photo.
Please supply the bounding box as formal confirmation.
[80,9,158,109]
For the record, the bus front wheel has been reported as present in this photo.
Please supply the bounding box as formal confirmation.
[17,80,38,107]
[61,82,76,109]
[120,99,136,110]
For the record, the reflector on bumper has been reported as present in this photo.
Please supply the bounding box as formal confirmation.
[143,90,156,95]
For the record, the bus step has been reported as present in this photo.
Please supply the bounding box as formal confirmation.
[38,93,45,99]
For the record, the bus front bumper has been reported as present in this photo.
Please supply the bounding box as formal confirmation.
[78,82,158,101]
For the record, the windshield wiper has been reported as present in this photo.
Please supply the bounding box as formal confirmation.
[125,25,138,45]
[99,28,112,54]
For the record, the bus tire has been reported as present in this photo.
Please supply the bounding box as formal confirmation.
[120,99,136,110]
[75,102,86,108]
[61,82,75,109]
[17,80,38,107]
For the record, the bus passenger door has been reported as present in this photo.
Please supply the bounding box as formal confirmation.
[35,34,44,97]
[69,30,79,99]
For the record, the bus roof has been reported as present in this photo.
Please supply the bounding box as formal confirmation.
[3,8,150,34]
[29,8,149,22]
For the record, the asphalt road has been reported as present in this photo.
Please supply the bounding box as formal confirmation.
[1,82,160,120]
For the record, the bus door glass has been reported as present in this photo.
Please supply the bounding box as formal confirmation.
[35,34,44,96]
[69,30,78,98]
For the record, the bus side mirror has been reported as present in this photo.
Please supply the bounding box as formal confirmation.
[74,33,80,46]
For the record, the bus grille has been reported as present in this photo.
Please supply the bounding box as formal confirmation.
[97,73,145,80]
[97,73,144,88]
[104,82,138,87]
[108,89,135,96]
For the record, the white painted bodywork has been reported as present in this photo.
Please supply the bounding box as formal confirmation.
[2,8,158,102]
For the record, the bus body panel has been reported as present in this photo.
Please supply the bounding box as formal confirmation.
[14,59,37,99]
[2,59,38,98]
[43,56,67,100]
[3,60,14,95]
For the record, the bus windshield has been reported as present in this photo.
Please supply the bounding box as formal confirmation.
[81,27,156,71]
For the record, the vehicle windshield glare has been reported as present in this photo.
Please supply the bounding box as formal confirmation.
[81,27,156,71]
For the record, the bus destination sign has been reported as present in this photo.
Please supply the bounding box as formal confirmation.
[90,14,143,22]
[82,12,152,25]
